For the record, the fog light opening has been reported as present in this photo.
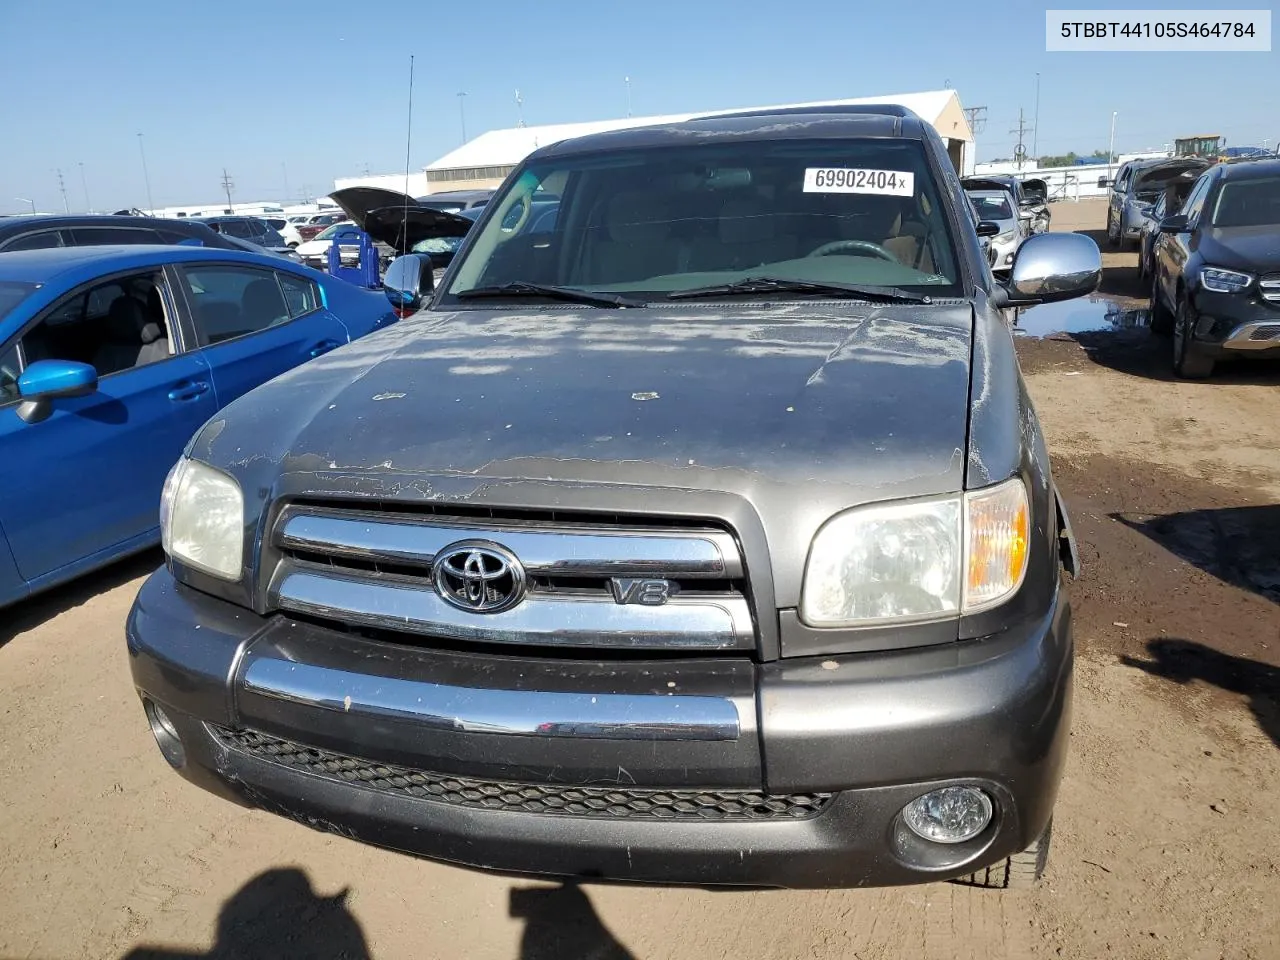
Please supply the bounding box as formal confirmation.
[902,786,993,845]
[144,699,187,770]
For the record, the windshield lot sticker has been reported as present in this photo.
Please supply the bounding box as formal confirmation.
[803,168,915,196]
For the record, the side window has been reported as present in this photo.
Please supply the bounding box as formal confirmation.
[2,230,65,251]
[222,220,253,239]
[2,272,172,389]
[68,227,165,245]
[277,272,321,318]
[183,265,291,345]
[1115,165,1131,191]
[1181,177,1212,222]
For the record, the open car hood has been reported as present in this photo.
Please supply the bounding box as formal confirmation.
[1021,178,1048,202]
[1133,159,1210,194]
[328,187,475,251]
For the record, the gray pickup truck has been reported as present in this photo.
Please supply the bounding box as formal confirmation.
[128,106,1100,889]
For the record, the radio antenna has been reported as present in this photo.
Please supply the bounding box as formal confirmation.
[401,54,415,254]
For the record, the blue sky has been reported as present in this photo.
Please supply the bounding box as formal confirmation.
[2,0,1275,213]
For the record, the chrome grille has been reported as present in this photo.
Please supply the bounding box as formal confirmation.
[215,727,831,821]
[1260,274,1280,305]
[268,505,756,651]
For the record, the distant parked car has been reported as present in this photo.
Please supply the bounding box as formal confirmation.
[295,213,347,243]
[962,176,1049,234]
[965,188,1027,276]
[1137,171,1199,284]
[195,216,298,261]
[1150,158,1280,377]
[0,215,242,253]
[1100,157,1210,249]
[295,220,358,271]
[264,216,303,248]
[0,244,399,607]
[414,189,495,213]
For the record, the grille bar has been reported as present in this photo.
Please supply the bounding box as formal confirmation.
[214,726,831,821]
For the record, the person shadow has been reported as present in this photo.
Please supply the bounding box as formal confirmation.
[510,882,637,960]
[122,867,370,960]
[1122,637,1280,749]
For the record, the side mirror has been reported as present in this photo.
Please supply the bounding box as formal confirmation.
[383,254,435,317]
[16,359,98,424]
[1158,214,1189,233]
[1096,176,1112,188]
[990,232,1101,308]
[975,220,1001,238]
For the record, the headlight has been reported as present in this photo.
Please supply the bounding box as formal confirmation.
[160,458,244,580]
[1200,267,1253,294]
[995,230,1016,245]
[800,478,1029,627]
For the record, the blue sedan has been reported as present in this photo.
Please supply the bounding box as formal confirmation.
[0,244,397,607]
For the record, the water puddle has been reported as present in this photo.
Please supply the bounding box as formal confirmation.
[1013,297,1149,338]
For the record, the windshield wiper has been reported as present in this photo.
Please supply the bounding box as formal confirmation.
[455,282,645,308]
[666,276,932,304]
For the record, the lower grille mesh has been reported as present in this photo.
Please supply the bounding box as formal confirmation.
[214,727,832,821]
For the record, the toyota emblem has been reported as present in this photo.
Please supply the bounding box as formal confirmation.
[432,540,527,613]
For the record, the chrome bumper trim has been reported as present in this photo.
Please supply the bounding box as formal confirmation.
[240,657,741,741]
[1222,321,1280,350]
[272,567,755,650]
[277,509,742,579]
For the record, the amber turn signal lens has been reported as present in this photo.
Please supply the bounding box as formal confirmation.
[963,478,1030,613]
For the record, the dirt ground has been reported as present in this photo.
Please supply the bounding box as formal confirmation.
[2,197,1277,960]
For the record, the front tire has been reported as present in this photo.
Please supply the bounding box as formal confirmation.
[1107,210,1120,247]
[956,818,1053,889]
[1174,297,1214,378]
[1149,273,1174,336]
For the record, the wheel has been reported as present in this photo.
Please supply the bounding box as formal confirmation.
[1173,297,1214,378]
[1106,210,1120,248]
[1149,273,1174,336]
[955,818,1053,889]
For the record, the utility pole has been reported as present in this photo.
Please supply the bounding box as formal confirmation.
[457,91,468,143]
[515,88,525,127]
[78,161,91,213]
[55,168,69,214]
[1107,111,1118,178]
[221,168,234,211]
[624,76,632,118]
[1010,108,1033,170]
[137,133,155,213]
[961,106,986,172]
[282,162,291,204]
[1032,73,1041,159]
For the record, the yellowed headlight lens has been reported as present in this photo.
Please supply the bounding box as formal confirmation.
[963,478,1030,612]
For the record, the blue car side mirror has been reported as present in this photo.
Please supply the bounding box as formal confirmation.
[17,359,98,424]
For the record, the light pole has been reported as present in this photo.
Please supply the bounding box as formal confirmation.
[457,92,468,143]
[137,132,155,213]
[625,76,632,118]
[1107,111,1117,178]
[15,197,36,214]
[78,161,91,212]
[1032,73,1040,160]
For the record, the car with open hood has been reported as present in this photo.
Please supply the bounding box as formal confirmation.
[127,107,1100,891]
[326,186,479,281]
[965,187,1026,276]
[1150,157,1280,377]
[962,175,1049,235]
[1101,157,1211,249]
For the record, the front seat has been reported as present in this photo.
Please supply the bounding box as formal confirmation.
[92,296,168,375]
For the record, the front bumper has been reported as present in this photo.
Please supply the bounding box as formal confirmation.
[127,567,1073,889]
[1189,288,1280,356]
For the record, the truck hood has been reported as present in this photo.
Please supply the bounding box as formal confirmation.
[328,187,474,251]
[192,305,975,600]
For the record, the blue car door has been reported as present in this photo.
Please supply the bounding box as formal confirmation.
[174,262,350,409]
[0,267,218,585]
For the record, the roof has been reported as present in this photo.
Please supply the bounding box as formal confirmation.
[534,111,930,161]
[0,214,201,235]
[426,90,966,172]
[0,244,285,284]
[1217,157,1280,180]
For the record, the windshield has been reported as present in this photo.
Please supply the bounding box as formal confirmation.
[968,193,1013,221]
[1210,177,1280,228]
[316,221,355,240]
[444,137,960,302]
[0,280,37,323]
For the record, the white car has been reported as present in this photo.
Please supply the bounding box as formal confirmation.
[295,220,357,270]
[266,216,304,248]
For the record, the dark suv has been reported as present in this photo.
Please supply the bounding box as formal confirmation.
[1150,157,1280,377]
[0,215,240,253]
[128,107,1100,889]
[194,216,296,260]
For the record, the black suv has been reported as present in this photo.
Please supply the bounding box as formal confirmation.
[128,107,1100,889]
[0,215,240,253]
[1150,157,1280,377]
[193,216,296,259]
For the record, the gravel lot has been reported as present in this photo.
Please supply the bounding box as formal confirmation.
[2,198,1277,960]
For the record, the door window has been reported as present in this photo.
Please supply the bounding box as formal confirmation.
[0,272,173,402]
[68,227,166,245]
[2,230,65,251]
[1180,176,1212,223]
[277,271,321,317]
[183,265,292,345]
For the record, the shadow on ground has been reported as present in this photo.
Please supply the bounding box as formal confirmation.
[0,548,161,650]
[1067,327,1280,386]
[1123,638,1280,748]
[120,870,635,960]
[1114,504,1280,605]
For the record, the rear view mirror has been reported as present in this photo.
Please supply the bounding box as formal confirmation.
[383,254,435,317]
[16,359,98,424]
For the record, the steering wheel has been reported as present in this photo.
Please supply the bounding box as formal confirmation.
[807,239,899,262]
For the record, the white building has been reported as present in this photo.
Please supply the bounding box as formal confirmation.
[334,90,975,196]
